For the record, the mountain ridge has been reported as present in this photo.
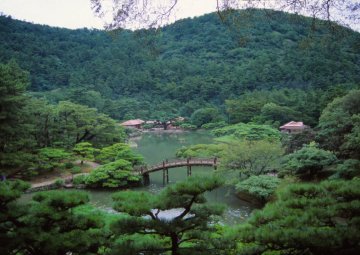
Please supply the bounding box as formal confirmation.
[0,9,359,120]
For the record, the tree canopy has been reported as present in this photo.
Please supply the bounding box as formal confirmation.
[110,175,225,255]
[237,179,360,255]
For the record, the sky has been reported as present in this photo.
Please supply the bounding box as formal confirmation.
[0,0,359,31]
[0,0,218,29]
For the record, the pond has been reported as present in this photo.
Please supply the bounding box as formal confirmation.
[87,131,255,224]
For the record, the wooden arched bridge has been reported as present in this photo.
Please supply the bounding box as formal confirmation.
[135,158,218,185]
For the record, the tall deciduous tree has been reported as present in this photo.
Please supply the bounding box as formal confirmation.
[221,140,283,179]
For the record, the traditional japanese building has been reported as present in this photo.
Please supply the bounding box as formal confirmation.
[121,119,144,129]
[280,121,309,134]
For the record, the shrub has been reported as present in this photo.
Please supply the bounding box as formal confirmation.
[236,175,281,202]
[330,159,360,180]
[71,166,82,174]
[64,162,74,169]
[96,143,143,165]
[176,143,226,158]
[84,159,141,188]
[73,175,87,185]
[54,179,64,188]
[201,121,227,129]
[280,143,337,180]
[179,123,197,130]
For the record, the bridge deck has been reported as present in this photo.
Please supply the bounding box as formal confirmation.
[135,158,217,175]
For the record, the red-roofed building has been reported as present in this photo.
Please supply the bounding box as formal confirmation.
[280,121,309,134]
[121,119,144,129]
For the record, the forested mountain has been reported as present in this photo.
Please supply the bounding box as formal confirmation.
[0,9,359,121]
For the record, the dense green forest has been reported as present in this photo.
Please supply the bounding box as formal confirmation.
[1,8,360,255]
[0,9,359,122]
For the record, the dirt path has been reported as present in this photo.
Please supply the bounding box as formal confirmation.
[30,161,100,188]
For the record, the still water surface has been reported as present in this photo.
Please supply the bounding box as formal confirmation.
[88,131,255,224]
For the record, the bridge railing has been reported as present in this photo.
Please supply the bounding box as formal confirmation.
[134,157,218,174]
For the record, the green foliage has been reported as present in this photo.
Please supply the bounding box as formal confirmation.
[55,101,123,148]
[64,162,74,169]
[179,123,197,130]
[0,61,33,174]
[281,143,337,180]
[73,142,96,164]
[201,121,227,129]
[281,129,316,154]
[331,159,360,180]
[237,179,360,254]
[221,140,284,178]
[0,61,126,177]
[0,10,358,121]
[259,102,301,126]
[71,166,82,174]
[236,175,281,202]
[317,90,360,159]
[0,180,30,254]
[54,178,65,188]
[18,190,105,255]
[110,175,226,255]
[96,143,144,165]
[35,147,71,172]
[212,123,281,142]
[176,143,226,158]
[190,107,223,128]
[84,159,140,188]
[225,88,337,127]
[73,174,87,185]
[0,61,29,148]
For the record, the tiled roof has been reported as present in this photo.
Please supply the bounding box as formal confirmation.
[121,119,144,126]
[280,121,305,129]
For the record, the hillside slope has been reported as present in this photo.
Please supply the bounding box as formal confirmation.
[0,10,359,120]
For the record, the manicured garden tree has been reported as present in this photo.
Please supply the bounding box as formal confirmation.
[55,101,123,148]
[175,143,227,158]
[235,175,281,204]
[280,142,337,180]
[0,180,30,255]
[109,175,226,255]
[237,179,360,255]
[96,142,143,165]
[84,159,141,188]
[17,191,105,255]
[35,147,71,173]
[73,142,97,165]
[212,123,281,143]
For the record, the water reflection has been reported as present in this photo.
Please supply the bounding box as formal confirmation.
[86,131,255,225]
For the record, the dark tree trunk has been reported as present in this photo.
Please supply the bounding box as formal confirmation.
[170,233,179,255]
